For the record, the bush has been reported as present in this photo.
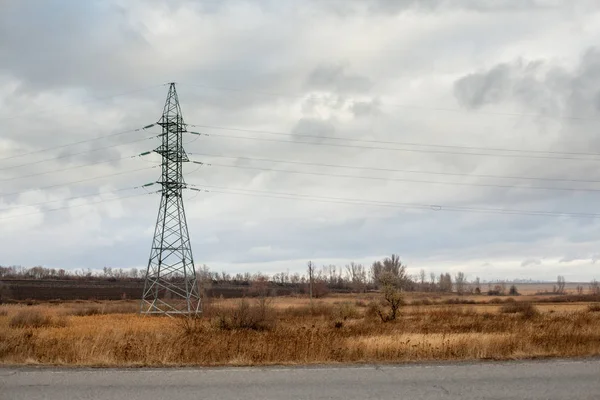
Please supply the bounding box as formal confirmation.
[9,309,67,328]
[214,298,276,331]
[334,302,360,320]
[588,303,600,313]
[373,285,404,323]
[175,315,206,344]
[354,300,367,308]
[500,302,539,319]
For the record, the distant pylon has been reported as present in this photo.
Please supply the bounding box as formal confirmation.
[141,83,201,315]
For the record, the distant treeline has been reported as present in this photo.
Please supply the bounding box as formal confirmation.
[2,254,599,297]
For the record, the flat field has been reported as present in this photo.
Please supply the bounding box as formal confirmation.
[1,293,600,366]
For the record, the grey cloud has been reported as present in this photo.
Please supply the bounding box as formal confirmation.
[0,1,148,92]
[453,49,600,118]
[521,258,542,267]
[318,0,565,15]
[291,118,336,139]
[452,47,600,161]
[453,64,513,109]
[56,143,123,166]
[559,255,585,263]
[3,0,600,281]
[306,64,373,94]
[350,99,381,118]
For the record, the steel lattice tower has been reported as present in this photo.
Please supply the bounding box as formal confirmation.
[141,83,201,315]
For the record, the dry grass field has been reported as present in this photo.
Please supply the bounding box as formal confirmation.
[1,293,600,366]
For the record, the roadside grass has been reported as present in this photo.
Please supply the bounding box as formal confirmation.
[1,297,600,366]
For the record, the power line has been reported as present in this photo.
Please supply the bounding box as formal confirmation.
[192,130,600,162]
[0,151,156,183]
[1,182,157,212]
[196,161,600,194]
[0,134,159,172]
[0,124,157,162]
[179,82,596,122]
[187,184,600,219]
[188,152,600,185]
[188,124,600,157]
[0,165,158,198]
[0,190,156,221]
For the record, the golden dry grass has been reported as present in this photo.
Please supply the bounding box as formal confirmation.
[2,295,600,366]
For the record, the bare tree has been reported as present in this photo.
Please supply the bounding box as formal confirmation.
[557,275,566,294]
[375,283,404,322]
[345,262,367,293]
[371,254,408,289]
[474,277,481,294]
[590,279,600,295]
[439,273,452,292]
[429,272,437,291]
[419,269,427,291]
[307,261,315,305]
[454,272,466,295]
[196,264,212,300]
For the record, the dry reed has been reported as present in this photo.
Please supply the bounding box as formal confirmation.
[1,298,599,366]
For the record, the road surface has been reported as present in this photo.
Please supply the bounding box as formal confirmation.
[2,359,599,400]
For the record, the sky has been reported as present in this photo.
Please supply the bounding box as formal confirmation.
[1,0,600,281]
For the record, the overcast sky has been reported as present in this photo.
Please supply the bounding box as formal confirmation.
[2,0,600,281]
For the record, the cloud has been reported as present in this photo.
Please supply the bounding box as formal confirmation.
[453,49,600,119]
[521,258,542,267]
[306,64,373,94]
[1,0,600,281]
[0,1,149,92]
[559,255,588,263]
[453,64,513,109]
[291,118,336,138]
[350,99,381,117]
[318,0,565,15]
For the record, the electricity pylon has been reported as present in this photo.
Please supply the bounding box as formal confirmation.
[141,82,201,315]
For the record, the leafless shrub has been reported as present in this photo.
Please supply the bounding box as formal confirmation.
[354,300,367,308]
[588,303,600,313]
[174,315,206,345]
[374,285,404,323]
[215,298,276,331]
[334,302,360,320]
[500,302,539,319]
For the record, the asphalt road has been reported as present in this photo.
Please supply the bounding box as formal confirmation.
[2,359,599,400]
